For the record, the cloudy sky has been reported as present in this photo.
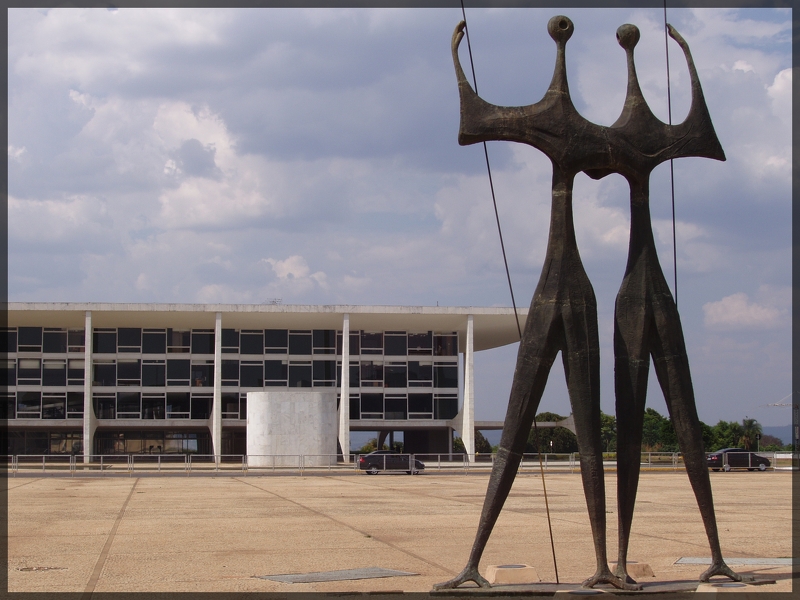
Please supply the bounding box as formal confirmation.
[8,6,792,428]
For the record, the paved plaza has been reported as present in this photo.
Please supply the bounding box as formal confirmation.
[6,470,794,594]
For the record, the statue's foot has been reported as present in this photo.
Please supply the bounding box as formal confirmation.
[433,565,491,590]
[582,567,642,591]
[699,561,755,583]
[612,563,639,585]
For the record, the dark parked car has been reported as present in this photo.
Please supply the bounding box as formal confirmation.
[707,448,771,472]
[358,450,425,475]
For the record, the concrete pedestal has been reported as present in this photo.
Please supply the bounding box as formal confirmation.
[485,564,540,585]
[247,391,337,467]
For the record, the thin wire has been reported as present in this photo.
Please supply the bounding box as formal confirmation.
[458,0,557,582]
[459,2,522,339]
[533,419,559,584]
[664,1,678,308]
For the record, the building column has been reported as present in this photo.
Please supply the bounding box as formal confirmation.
[338,313,350,462]
[211,312,223,463]
[82,311,95,463]
[462,314,475,463]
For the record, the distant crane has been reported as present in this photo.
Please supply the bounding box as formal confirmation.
[760,393,798,450]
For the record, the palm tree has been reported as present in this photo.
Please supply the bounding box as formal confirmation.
[739,418,762,451]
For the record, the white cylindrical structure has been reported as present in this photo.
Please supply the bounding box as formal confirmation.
[247,391,337,467]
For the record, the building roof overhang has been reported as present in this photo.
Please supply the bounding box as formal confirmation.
[4,303,527,352]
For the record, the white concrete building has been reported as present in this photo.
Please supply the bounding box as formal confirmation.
[3,303,524,460]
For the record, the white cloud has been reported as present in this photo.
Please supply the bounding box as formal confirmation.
[703,292,784,330]
[265,255,311,279]
[8,145,26,160]
[766,67,792,121]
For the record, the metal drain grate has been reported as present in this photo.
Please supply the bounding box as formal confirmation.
[17,566,67,572]
[255,566,417,583]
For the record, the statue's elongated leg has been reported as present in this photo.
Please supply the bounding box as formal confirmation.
[561,302,635,591]
[650,293,752,583]
[612,278,651,586]
[433,301,560,590]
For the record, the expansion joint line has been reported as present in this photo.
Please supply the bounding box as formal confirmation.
[458,0,558,581]
[82,478,140,598]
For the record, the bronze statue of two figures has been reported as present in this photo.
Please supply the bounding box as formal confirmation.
[436,16,748,591]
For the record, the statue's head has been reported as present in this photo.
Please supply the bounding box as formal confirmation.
[616,24,640,51]
[547,16,574,44]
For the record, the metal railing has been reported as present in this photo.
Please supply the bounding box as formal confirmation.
[4,450,792,477]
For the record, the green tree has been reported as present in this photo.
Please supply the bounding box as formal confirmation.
[711,420,744,450]
[739,418,762,451]
[600,412,617,452]
[523,412,579,454]
[453,436,466,454]
[475,430,492,454]
[641,408,669,450]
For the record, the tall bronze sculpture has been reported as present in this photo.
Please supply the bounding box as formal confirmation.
[435,16,746,590]
[606,24,747,586]
[435,16,630,591]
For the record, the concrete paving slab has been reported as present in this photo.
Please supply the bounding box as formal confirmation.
[6,471,794,594]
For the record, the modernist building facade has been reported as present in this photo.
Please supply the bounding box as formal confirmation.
[3,303,522,459]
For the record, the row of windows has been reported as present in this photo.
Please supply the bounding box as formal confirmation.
[2,328,459,357]
[4,359,459,390]
[5,430,211,456]
[3,391,459,421]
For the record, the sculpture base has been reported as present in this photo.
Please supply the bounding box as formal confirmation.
[609,561,655,579]
[485,564,540,585]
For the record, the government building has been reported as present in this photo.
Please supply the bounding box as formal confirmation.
[3,303,523,460]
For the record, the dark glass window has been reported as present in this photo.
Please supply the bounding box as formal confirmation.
[1,394,15,419]
[408,361,433,385]
[166,392,190,418]
[142,362,166,387]
[264,329,288,353]
[264,360,287,382]
[2,360,16,386]
[42,394,66,419]
[240,362,264,387]
[312,330,336,354]
[18,327,43,352]
[67,392,84,418]
[349,395,360,420]
[360,361,383,385]
[289,364,312,388]
[222,393,239,418]
[167,359,190,379]
[117,359,141,384]
[142,395,165,419]
[3,329,17,353]
[68,329,85,352]
[409,393,433,415]
[361,332,382,355]
[191,396,211,419]
[434,334,458,356]
[17,391,42,416]
[93,396,115,419]
[93,361,116,386]
[222,329,239,353]
[42,359,67,386]
[289,331,312,355]
[167,329,190,353]
[191,363,213,387]
[117,392,141,417]
[384,334,407,356]
[142,329,167,354]
[43,329,67,353]
[68,359,85,385]
[117,328,142,352]
[191,331,214,354]
[18,358,41,384]
[313,360,336,381]
[349,364,360,387]
[240,331,264,355]
[384,364,407,388]
[360,393,383,416]
[222,360,239,383]
[408,332,433,355]
[239,395,247,419]
[434,395,459,420]
[93,330,117,354]
[434,365,459,388]
[385,395,407,419]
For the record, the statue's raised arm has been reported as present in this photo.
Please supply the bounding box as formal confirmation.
[451,17,612,173]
